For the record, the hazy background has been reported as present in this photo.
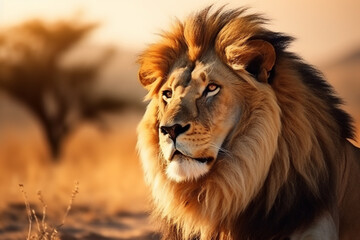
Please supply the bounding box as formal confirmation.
[0,1,359,239]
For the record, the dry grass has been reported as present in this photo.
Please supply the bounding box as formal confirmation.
[0,102,153,237]
[0,95,148,211]
[19,182,79,240]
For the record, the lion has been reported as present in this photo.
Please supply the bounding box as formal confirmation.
[136,6,360,240]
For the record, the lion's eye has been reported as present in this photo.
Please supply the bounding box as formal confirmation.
[206,83,220,97]
[162,90,173,102]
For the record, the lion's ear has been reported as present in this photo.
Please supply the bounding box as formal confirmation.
[138,65,164,100]
[225,40,276,83]
[138,68,157,88]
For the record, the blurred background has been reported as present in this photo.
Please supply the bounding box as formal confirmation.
[0,1,359,239]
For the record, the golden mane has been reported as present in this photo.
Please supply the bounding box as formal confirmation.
[137,6,359,240]
[138,7,269,98]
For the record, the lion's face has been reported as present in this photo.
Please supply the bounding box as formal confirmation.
[139,37,282,186]
[157,56,241,182]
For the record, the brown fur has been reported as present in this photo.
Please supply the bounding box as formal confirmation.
[137,7,360,240]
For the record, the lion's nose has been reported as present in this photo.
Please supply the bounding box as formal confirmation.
[160,124,190,141]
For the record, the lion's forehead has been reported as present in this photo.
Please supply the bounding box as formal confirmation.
[168,62,212,97]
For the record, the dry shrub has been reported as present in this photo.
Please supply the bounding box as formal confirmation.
[19,182,79,240]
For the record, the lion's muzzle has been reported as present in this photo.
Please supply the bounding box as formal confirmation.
[159,122,215,182]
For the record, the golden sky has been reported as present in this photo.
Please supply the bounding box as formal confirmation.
[1,0,360,63]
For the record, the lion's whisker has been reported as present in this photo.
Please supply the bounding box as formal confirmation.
[208,143,234,160]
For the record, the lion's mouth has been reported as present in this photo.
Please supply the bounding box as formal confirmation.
[172,150,214,163]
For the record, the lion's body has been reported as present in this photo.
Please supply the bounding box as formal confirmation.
[137,7,360,240]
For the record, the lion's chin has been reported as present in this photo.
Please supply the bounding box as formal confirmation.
[165,157,210,182]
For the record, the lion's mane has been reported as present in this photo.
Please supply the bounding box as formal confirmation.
[137,7,357,240]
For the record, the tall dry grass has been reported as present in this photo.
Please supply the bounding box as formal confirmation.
[0,93,149,214]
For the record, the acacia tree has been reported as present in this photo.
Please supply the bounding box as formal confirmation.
[0,19,132,158]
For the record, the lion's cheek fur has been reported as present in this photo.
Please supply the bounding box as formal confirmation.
[217,84,282,213]
[137,100,162,185]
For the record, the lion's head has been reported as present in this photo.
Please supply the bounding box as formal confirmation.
[156,47,281,183]
[137,7,355,240]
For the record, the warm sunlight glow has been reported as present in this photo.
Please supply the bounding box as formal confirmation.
[1,0,360,62]
[0,1,358,239]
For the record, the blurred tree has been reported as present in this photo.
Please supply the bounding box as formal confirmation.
[0,19,133,158]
